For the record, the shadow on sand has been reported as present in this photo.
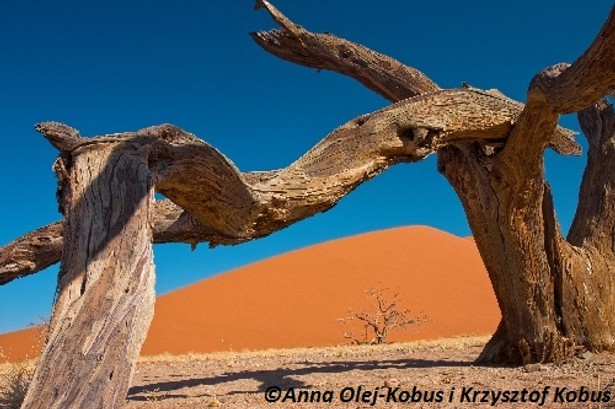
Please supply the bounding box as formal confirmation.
[127,356,487,401]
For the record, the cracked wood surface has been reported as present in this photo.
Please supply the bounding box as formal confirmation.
[250,0,581,157]
[21,139,156,409]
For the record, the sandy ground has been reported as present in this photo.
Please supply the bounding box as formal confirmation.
[123,336,615,409]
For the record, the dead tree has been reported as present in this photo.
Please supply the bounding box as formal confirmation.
[0,1,614,407]
[339,287,426,345]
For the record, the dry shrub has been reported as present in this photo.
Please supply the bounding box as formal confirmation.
[206,395,222,407]
[0,359,35,409]
[338,286,428,345]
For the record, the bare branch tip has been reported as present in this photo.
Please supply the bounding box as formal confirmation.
[543,62,571,77]
[35,122,82,152]
[35,121,79,137]
[529,63,572,96]
[253,0,267,11]
[254,0,303,36]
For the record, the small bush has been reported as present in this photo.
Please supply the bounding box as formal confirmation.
[0,360,35,409]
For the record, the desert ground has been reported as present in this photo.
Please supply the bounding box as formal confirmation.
[123,336,615,409]
[5,227,606,408]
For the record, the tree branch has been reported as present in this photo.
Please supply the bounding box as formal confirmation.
[120,90,577,240]
[543,5,615,113]
[568,99,615,249]
[36,122,82,152]
[496,4,615,186]
[251,0,439,101]
[0,89,551,285]
[250,0,580,157]
[0,222,63,285]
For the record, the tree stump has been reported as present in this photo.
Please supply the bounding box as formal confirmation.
[21,135,156,408]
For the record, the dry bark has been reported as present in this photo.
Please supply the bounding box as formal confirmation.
[458,98,615,363]
[251,0,439,102]
[0,222,63,285]
[21,134,156,408]
[461,4,615,362]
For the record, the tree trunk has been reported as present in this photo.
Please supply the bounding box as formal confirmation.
[439,145,572,363]
[21,141,155,408]
[438,100,615,364]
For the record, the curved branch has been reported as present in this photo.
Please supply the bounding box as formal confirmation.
[252,0,439,101]
[543,5,615,113]
[497,5,615,180]
[250,0,580,157]
[569,99,615,248]
[151,89,557,242]
[1,88,554,285]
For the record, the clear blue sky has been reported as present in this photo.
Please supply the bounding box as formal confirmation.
[0,1,611,333]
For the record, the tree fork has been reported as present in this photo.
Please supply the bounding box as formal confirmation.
[21,131,156,408]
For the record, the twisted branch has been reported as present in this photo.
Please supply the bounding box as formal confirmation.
[1,87,543,284]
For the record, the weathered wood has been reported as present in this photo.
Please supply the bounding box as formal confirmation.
[570,100,615,249]
[250,0,580,157]
[1,1,615,368]
[440,146,574,363]
[541,6,615,113]
[464,2,615,361]
[0,222,63,285]
[565,100,615,348]
[466,100,615,362]
[251,0,439,101]
[1,88,577,285]
[21,138,156,408]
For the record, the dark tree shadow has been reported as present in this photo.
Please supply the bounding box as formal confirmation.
[127,356,485,401]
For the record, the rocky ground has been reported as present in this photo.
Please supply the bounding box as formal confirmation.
[123,336,615,409]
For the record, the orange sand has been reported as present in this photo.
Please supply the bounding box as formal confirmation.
[0,226,500,363]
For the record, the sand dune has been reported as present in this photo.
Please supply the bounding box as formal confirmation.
[0,226,499,363]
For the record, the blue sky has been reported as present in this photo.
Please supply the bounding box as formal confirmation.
[0,1,611,333]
